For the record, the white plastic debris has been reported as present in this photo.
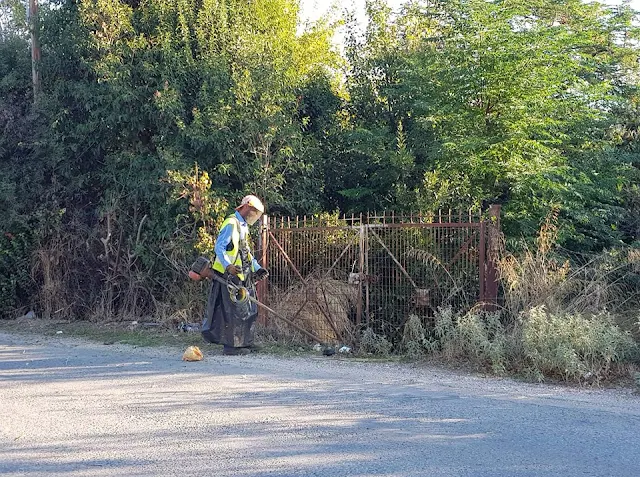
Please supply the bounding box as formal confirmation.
[56,331,63,334]
[339,346,351,354]
[313,343,322,352]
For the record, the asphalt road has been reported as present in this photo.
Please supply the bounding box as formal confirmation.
[1,332,639,477]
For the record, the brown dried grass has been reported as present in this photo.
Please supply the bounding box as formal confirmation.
[271,278,358,344]
[497,210,640,325]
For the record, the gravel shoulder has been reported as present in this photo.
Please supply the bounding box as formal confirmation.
[1,331,639,477]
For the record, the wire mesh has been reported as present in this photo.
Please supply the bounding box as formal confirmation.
[260,210,490,346]
[263,215,361,345]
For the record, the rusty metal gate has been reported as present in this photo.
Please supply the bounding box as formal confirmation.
[256,207,500,345]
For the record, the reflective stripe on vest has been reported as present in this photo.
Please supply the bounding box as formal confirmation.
[212,215,249,280]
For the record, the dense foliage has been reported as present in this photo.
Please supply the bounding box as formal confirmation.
[1,0,639,319]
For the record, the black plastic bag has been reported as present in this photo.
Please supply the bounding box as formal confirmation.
[201,277,258,347]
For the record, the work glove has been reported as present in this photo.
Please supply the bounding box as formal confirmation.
[253,268,269,282]
[225,264,242,276]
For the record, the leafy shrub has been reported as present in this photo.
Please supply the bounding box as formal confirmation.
[521,306,637,383]
[433,307,507,374]
[0,233,34,317]
[359,327,393,356]
[400,314,430,358]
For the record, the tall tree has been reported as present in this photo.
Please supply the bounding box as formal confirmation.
[342,0,640,248]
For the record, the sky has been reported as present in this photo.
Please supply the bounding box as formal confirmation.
[299,0,640,50]
[300,0,640,27]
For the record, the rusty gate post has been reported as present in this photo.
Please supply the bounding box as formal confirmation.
[484,204,501,311]
[356,222,365,328]
[257,214,269,324]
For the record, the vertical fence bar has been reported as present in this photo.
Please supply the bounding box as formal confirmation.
[356,223,365,328]
[364,214,370,327]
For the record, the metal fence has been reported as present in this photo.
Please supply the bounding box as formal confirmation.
[256,207,500,346]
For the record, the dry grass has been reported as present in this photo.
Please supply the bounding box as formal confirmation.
[497,210,570,318]
[271,277,358,344]
[497,211,640,322]
[31,236,78,320]
[254,320,309,349]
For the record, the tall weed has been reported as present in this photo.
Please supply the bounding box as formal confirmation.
[521,306,637,383]
[498,211,640,327]
[498,210,570,318]
[432,307,507,374]
[359,327,393,356]
[401,314,430,358]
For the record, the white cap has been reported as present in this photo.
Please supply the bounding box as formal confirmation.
[235,194,265,213]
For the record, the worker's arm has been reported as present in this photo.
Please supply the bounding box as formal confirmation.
[249,252,262,272]
[214,223,235,271]
[247,249,268,282]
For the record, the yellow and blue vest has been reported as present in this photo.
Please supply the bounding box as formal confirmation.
[212,212,260,281]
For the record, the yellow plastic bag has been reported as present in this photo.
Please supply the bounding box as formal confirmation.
[182,345,203,361]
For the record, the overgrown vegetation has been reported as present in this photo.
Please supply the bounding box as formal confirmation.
[1,0,639,383]
[381,213,640,384]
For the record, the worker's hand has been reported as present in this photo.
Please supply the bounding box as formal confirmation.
[227,274,242,287]
[254,268,269,282]
[226,264,242,276]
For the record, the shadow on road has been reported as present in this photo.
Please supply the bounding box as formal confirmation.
[1,336,639,476]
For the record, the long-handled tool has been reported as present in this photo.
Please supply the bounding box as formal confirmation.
[189,257,326,345]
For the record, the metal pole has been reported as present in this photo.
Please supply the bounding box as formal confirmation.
[356,224,365,328]
[479,221,486,304]
[29,0,41,100]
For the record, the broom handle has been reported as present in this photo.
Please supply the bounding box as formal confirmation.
[208,273,326,346]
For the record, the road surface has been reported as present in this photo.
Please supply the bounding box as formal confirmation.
[1,332,639,476]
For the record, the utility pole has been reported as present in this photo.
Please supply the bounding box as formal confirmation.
[28,0,41,101]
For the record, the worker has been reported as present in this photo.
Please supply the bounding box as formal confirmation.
[200,195,269,355]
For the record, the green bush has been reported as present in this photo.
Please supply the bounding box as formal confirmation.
[522,306,637,383]
[359,327,393,356]
[397,305,638,384]
[432,307,507,374]
[0,233,34,317]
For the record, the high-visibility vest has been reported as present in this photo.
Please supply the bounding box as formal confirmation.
[212,214,253,281]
